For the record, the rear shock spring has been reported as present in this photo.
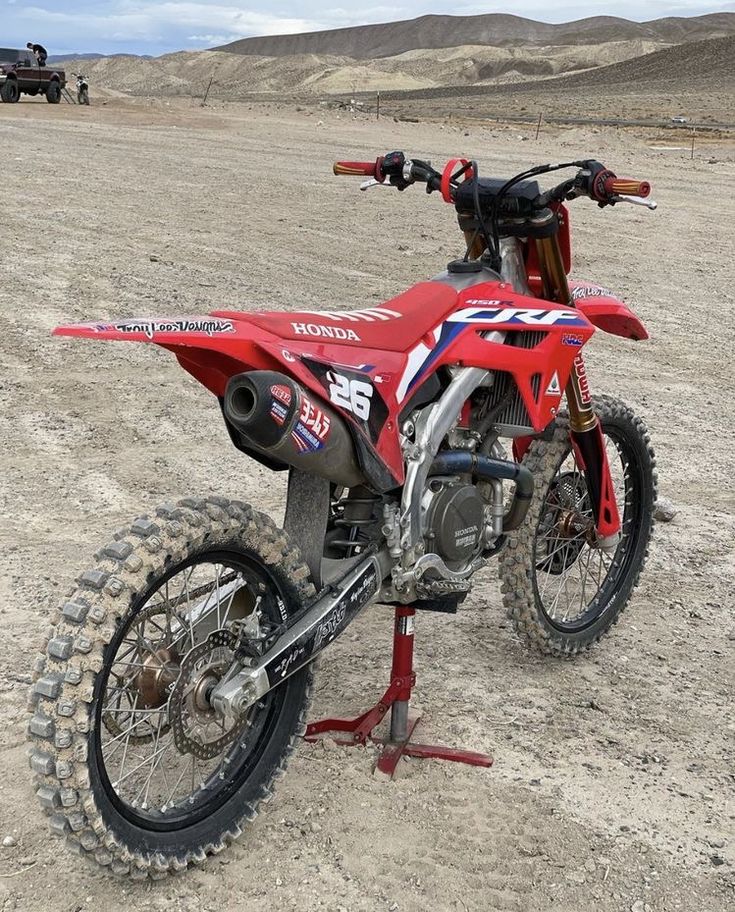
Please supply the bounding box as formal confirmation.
[330,493,383,558]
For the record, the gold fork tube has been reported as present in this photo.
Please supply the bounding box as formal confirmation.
[534,232,597,433]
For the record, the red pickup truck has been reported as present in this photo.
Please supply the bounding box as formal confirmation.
[0,47,66,103]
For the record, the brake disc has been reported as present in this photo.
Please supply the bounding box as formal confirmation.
[168,628,252,761]
[537,471,592,574]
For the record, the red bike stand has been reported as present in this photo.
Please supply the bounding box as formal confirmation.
[304,606,494,778]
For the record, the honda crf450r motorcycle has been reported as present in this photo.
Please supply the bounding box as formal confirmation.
[29,151,657,879]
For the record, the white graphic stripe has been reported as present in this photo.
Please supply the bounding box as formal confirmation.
[396,327,441,403]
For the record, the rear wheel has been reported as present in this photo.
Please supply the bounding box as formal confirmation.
[1,79,20,103]
[500,396,656,656]
[46,81,61,104]
[28,497,315,879]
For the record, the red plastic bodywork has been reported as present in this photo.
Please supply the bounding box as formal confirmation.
[569,281,648,340]
[55,279,600,486]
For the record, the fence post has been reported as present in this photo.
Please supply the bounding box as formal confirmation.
[690,127,696,160]
[201,75,214,107]
[376,92,380,121]
[535,112,542,140]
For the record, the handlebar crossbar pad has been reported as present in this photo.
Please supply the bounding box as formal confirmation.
[454,177,541,216]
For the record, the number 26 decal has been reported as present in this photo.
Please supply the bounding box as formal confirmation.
[327,372,374,420]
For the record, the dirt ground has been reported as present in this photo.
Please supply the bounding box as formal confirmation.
[0,97,733,912]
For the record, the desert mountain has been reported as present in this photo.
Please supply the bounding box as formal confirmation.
[61,14,735,109]
[216,12,735,58]
[70,39,672,98]
[389,33,735,102]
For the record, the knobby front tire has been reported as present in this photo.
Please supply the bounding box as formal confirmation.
[500,396,657,656]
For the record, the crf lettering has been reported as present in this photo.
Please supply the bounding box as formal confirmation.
[452,307,581,326]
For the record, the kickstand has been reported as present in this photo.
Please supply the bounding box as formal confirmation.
[303,606,494,777]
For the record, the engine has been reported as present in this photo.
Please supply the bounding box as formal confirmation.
[422,477,486,570]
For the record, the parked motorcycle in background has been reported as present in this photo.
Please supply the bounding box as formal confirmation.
[72,72,89,105]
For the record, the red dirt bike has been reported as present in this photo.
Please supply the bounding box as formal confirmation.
[29,151,657,879]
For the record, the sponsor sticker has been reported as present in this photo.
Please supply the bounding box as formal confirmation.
[92,318,235,339]
[270,400,289,427]
[574,354,592,405]
[290,394,332,453]
[571,284,615,301]
[562,332,584,347]
[270,384,292,407]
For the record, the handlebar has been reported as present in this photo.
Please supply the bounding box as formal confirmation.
[333,151,654,211]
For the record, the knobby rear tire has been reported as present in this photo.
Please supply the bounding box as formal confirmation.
[499,395,657,656]
[28,496,316,879]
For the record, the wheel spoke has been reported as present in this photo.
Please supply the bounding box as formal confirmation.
[532,424,636,632]
[98,553,280,823]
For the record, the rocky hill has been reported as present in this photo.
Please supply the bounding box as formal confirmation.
[61,14,735,113]
[69,39,671,98]
[216,12,735,59]
[387,34,735,103]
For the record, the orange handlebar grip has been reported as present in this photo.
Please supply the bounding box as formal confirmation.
[604,177,651,198]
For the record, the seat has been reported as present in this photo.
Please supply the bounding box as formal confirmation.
[214,281,459,353]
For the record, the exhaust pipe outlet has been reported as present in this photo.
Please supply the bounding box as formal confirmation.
[225,370,366,489]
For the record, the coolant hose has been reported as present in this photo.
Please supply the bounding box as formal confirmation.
[429,451,534,532]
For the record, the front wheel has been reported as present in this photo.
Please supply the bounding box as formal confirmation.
[28,497,315,879]
[0,79,20,103]
[499,396,656,656]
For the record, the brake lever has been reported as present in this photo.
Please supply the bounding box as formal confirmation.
[614,194,658,211]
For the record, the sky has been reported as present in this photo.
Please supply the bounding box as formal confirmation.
[2,1,733,56]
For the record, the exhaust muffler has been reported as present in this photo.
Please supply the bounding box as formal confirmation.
[224,370,366,488]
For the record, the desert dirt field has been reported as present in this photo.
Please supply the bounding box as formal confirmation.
[0,97,733,912]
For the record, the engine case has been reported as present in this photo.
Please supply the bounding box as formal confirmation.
[423,478,485,569]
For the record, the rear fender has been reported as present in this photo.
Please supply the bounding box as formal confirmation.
[570,281,648,340]
[53,316,278,396]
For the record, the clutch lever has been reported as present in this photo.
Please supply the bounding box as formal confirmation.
[615,194,658,211]
[360,178,392,191]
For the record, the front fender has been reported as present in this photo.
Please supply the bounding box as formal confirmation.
[570,281,648,340]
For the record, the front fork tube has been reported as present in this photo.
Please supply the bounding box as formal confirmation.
[566,354,621,545]
[534,230,621,545]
